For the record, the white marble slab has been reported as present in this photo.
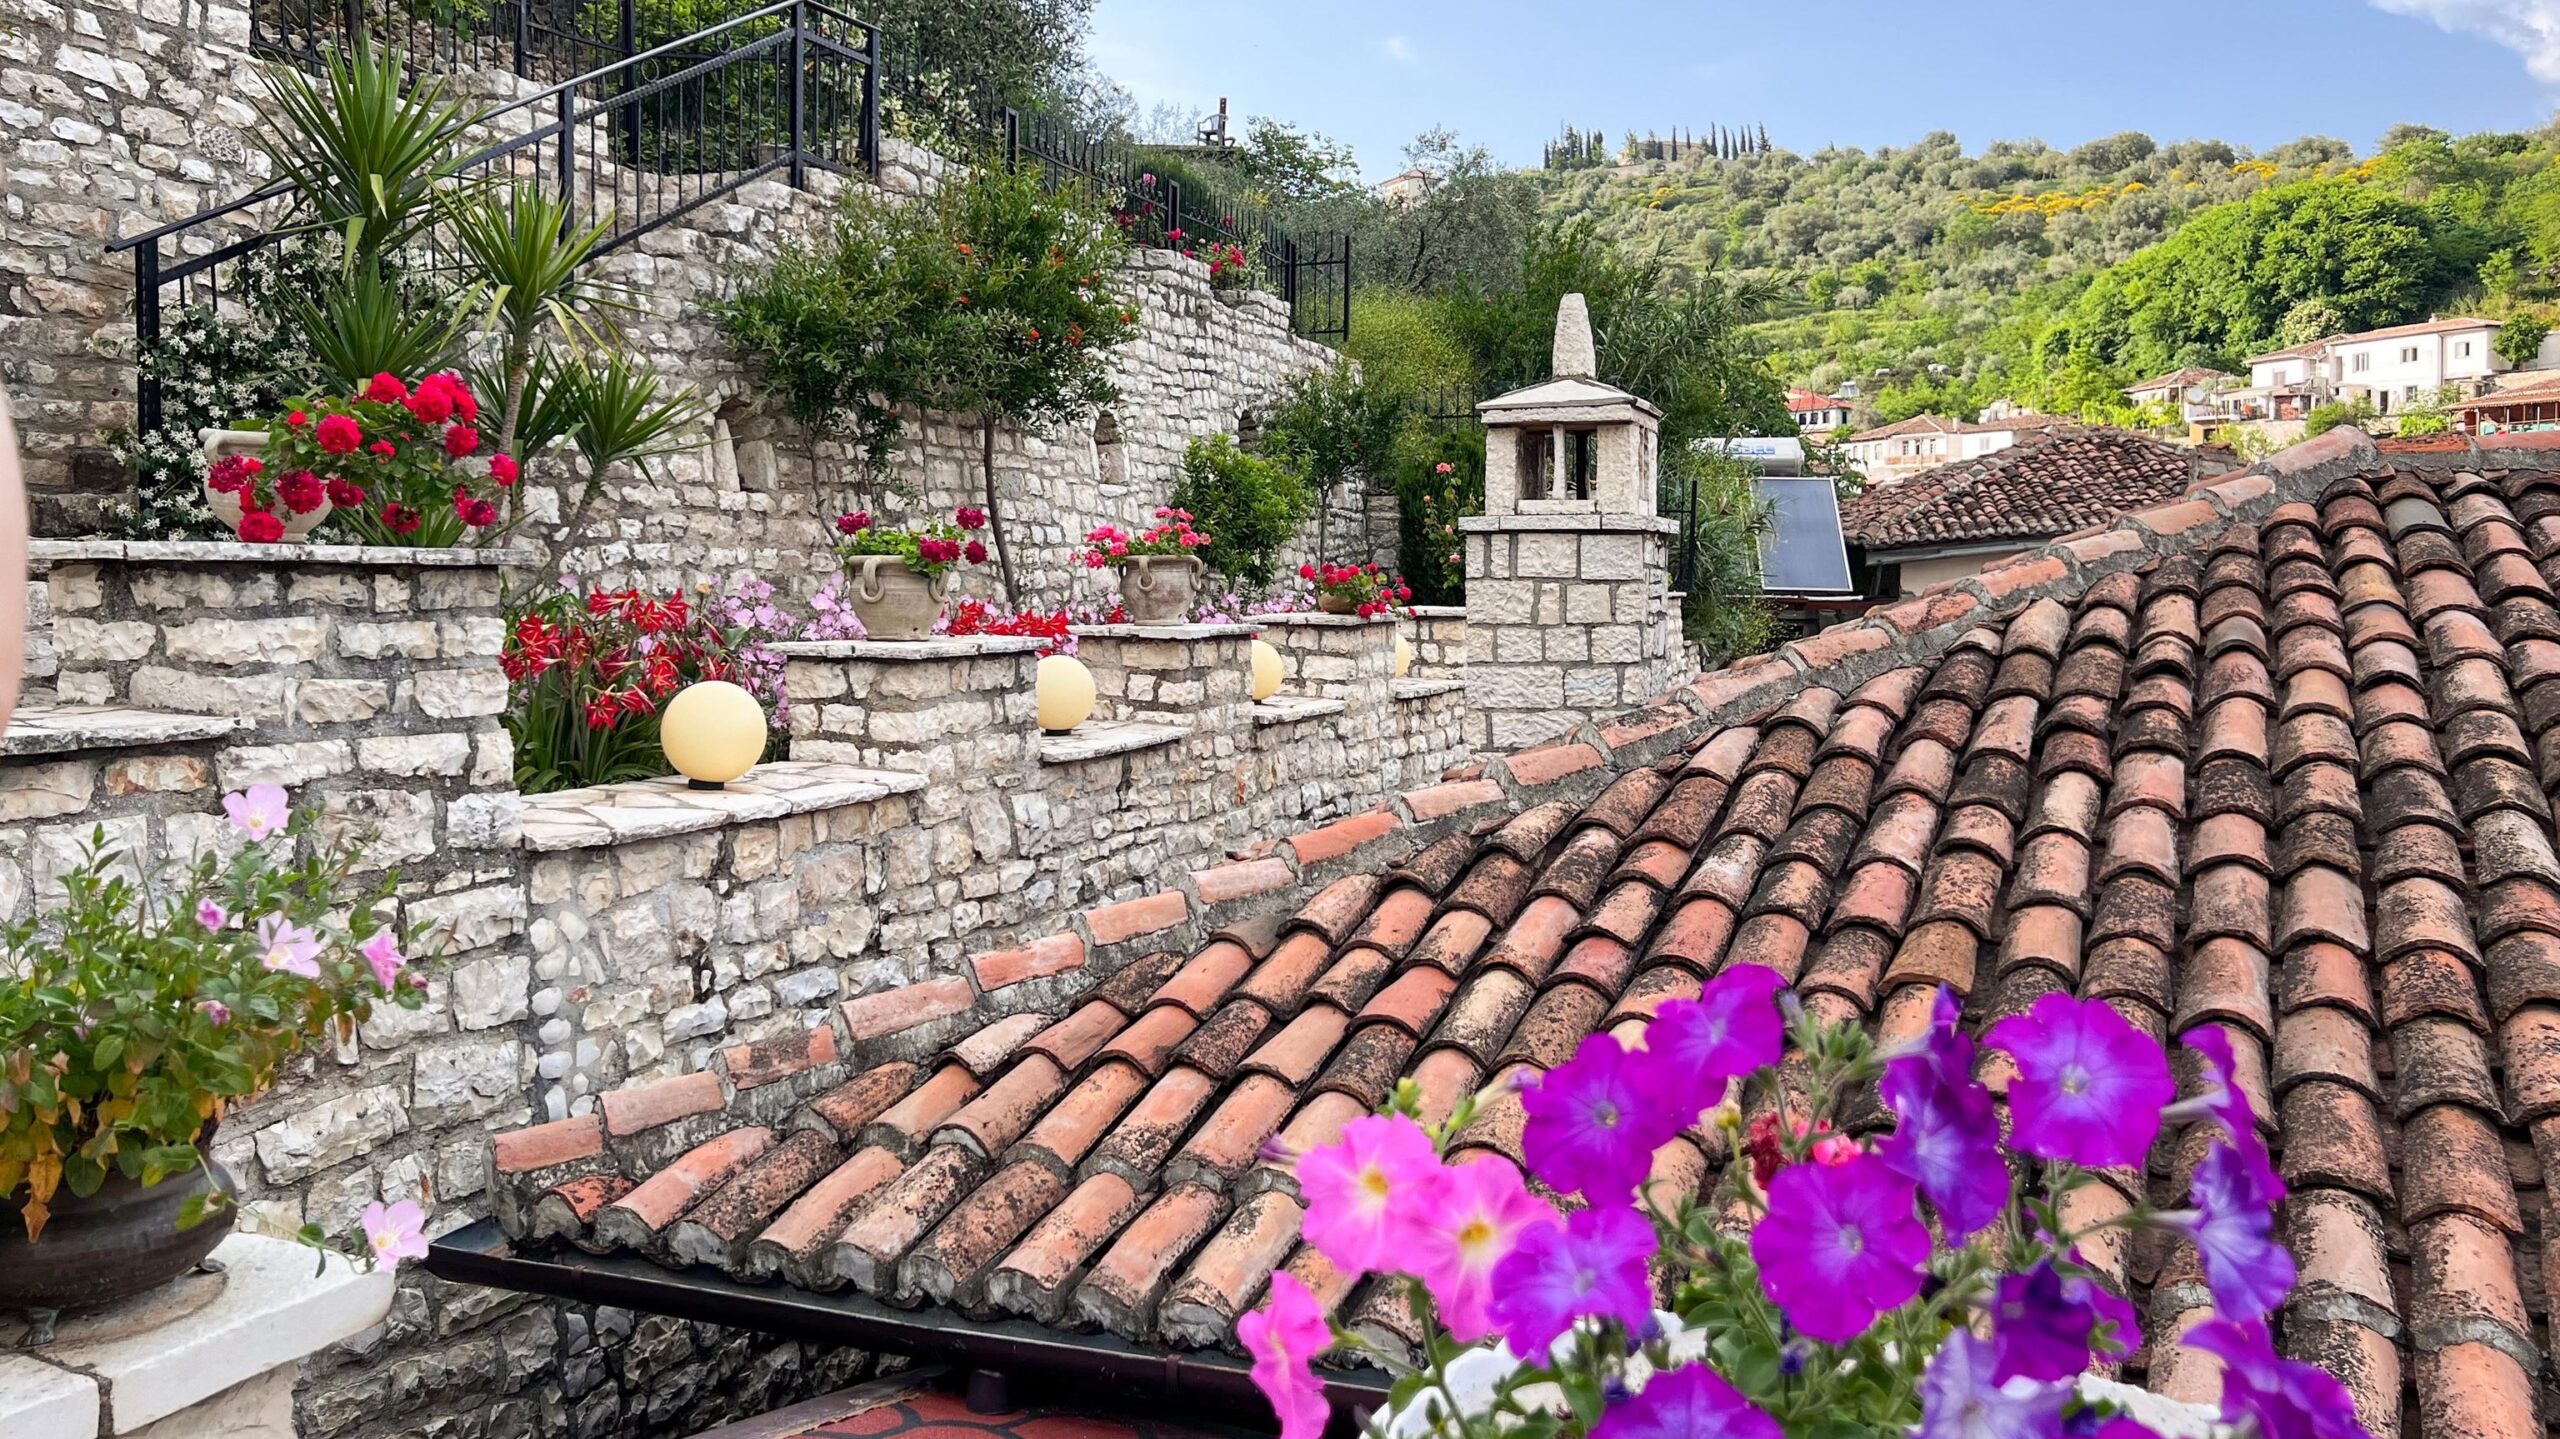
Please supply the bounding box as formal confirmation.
[0,1354,95,1439]
[30,541,540,567]
[1037,720,1186,764]
[517,762,929,852]
[770,636,1047,660]
[1253,696,1347,726]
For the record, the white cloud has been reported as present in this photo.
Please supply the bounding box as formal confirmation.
[2372,0,2560,82]
[1381,35,1415,64]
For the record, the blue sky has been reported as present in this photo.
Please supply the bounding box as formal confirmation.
[1089,0,2560,179]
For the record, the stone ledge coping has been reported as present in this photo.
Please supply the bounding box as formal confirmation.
[30,540,542,567]
[1457,514,1681,534]
[1391,679,1467,701]
[519,761,929,851]
[1259,611,1395,628]
[1070,622,1260,640]
[1253,695,1347,726]
[771,636,1045,660]
[1404,605,1466,619]
[0,1233,393,1438]
[2,705,248,757]
[1038,719,1186,764]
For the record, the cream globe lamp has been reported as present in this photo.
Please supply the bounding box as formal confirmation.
[1393,635,1415,679]
[660,680,766,790]
[1250,640,1284,701]
[1037,653,1096,734]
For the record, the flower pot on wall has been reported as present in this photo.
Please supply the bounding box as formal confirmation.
[1315,590,1360,616]
[201,428,330,541]
[1115,553,1203,624]
[845,554,948,640]
[0,1139,236,1311]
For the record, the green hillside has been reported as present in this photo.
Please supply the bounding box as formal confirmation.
[1531,123,2560,421]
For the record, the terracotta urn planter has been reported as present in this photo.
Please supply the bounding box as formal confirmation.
[201,428,329,541]
[1315,590,1360,616]
[1116,553,1203,624]
[0,1139,236,1311]
[845,555,949,640]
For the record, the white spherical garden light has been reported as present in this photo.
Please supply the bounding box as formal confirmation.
[1250,639,1284,701]
[659,680,766,789]
[1036,653,1096,734]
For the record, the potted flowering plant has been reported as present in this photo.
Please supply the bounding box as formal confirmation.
[1198,241,1253,292]
[0,786,432,1310]
[200,450,340,542]
[502,578,791,794]
[250,371,517,546]
[1244,973,2331,1439]
[833,507,987,639]
[1080,508,1210,623]
[1300,560,1413,618]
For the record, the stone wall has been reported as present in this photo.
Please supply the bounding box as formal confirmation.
[1459,515,1692,751]
[4,542,1473,1439]
[1,0,1383,594]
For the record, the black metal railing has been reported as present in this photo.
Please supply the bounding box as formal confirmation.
[110,0,880,434]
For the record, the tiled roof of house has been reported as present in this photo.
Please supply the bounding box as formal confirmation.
[2127,367,2239,395]
[2453,373,2560,410]
[1960,412,2074,435]
[1847,414,1963,444]
[487,428,2560,1439]
[1840,429,2224,552]
[1787,388,1844,411]
[2332,316,2501,344]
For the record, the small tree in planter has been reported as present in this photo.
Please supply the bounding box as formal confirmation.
[719,162,1139,604]
[0,787,433,1310]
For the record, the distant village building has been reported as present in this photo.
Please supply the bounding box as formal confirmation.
[1785,388,1853,433]
[2123,367,2240,424]
[1842,412,2072,481]
[1377,167,1437,207]
[2222,316,2560,425]
[1838,429,2240,597]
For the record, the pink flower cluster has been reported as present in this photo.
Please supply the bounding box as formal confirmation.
[1079,508,1209,569]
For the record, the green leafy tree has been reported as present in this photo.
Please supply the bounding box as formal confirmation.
[1231,117,1362,203]
[1167,435,1311,588]
[2497,314,2551,367]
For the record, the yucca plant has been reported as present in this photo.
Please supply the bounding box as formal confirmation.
[448,187,626,463]
[567,351,703,491]
[291,266,473,391]
[253,37,480,268]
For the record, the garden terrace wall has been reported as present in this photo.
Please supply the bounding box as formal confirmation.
[6,1,1388,592]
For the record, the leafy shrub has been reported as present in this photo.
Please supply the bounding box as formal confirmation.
[2497,314,2551,367]
[2304,397,2380,438]
[1168,435,1310,588]
[1391,423,1481,604]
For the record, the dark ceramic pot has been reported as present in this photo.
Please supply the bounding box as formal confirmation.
[0,1145,234,1311]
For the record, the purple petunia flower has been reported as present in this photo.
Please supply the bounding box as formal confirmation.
[2185,1319,2374,1439]
[2152,1140,2296,1322]
[1487,1201,1656,1355]
[1989,1257,2142,1384]
[1521,1033,1675,1202]
[1751,1152,1929,1343]
[1592,1364,1782,1439]
[1644,963,1786,1113]
[1879,986,2009,1240]
[2169,1025,2285,1204]
[1985,994,2173,1168]
[1917,1330,2069,1439]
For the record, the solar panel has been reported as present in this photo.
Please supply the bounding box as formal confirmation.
[1754,476,1856,597]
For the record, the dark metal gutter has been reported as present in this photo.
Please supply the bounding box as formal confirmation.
[428,1218,1395,1414]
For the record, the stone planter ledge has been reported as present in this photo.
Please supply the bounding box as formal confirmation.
[0,1233,394,1439]
[2,705,246,757]
[1253,695,1348,726]
[30,540,544,567]
[1068,622,1261,640]
[1038,719,1186,764]
[1390,679,1466,701]
[1259,611,1398,628]
[771,636,1048,661]
[518,761,929,852]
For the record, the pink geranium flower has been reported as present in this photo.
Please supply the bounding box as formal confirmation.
[1411,1156,1554,1341]
[360,930,406,991]
[1297,1113,1443,1276]
[256,915,322,978]
[222,783,290,840]
[1238,1271,1330,1439]
[361,1198,429,1267]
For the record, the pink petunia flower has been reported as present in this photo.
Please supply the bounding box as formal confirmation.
[1751,1152,1929,1342]
[256,915,322,979]
[360,930,406,991]
[1877,986,2008,1240]
[196,897,230,931]
[1986,993,2174,1168]
[1410,1156,1554,1341]
[361,1198,429,1267]
[1238,1271,1330,1439]
[223,783,290,840]
[1296,1113,1444,1276]
[198,999,231,1025]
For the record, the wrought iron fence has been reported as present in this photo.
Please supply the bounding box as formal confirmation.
[110,0,880,433]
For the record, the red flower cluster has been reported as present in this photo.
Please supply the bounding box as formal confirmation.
[943,597,1075,655]
[832,508,983,578]
[1299,561,1414,618]
[207,453,338,543]
[251,372,512,545]
[1745,1112,1862,1189]
[584,587,692,634]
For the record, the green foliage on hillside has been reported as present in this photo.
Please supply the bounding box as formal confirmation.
[1528,122,2560,418]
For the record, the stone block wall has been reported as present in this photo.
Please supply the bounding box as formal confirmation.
[1460,517,1691,751]
[2,0,1381,593]
[1401,607,1466,680]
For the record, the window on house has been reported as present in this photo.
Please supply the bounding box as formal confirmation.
[2460,342,2474,358]
[2353,353,2371,373]
[2400,346,2419,364]
[1518,430,1554,500]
